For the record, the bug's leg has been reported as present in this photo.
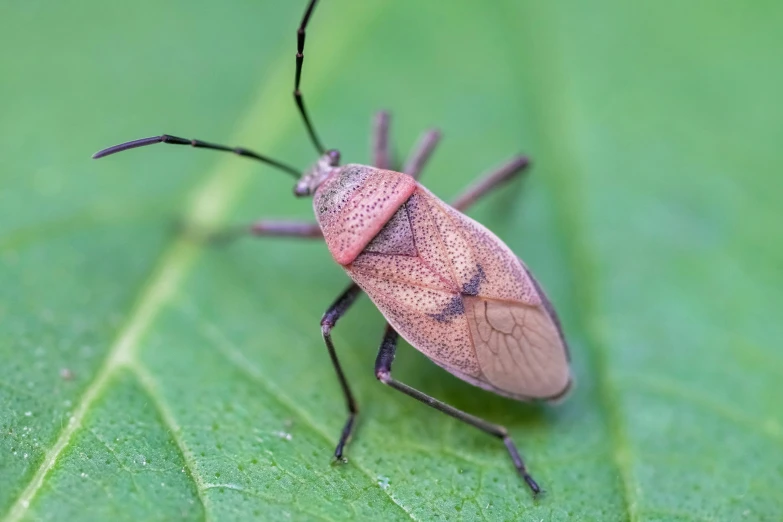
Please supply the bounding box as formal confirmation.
[372,111,391,170]
[321,283,364,460]
[247,220,322,238]
[403,129,442,180]
[451,156,530,212]
[294,0,326,153]
[374,324,541,495]
[207,220,323,244]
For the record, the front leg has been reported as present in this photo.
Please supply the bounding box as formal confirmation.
[207,219,322,244]
[374,324,541,494]
[246,220,322,238]
[320,283,363,460]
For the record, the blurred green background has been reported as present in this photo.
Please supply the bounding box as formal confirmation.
[1,0,781,520]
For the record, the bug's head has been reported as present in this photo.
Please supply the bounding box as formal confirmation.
[294,149,340,197]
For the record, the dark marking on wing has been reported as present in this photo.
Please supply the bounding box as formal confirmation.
[461,264,486,296]
[427,294,465,323]
[365,202,418,257]
[427,265,486,323]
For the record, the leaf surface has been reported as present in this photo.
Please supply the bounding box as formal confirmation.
[1,0,781,520]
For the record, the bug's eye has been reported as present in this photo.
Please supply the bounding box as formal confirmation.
[327,149,340,165]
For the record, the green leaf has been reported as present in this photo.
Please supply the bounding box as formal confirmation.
[2,0,781,520]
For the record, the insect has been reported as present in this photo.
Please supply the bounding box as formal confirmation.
[93,0,571,495]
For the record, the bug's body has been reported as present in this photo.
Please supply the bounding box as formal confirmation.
[314,164,571,401]
[93,0,572,495]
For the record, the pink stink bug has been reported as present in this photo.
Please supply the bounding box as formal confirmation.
[93,0,571,495]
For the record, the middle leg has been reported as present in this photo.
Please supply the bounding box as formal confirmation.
[450,155,530,212]
[402,129,442,180]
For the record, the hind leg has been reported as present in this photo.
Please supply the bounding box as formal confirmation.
[372,324,541,495]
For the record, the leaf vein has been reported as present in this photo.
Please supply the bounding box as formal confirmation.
[130,364,211,521]
[628,373,783,447]
[184,305,419,521]
[202,483,337,522]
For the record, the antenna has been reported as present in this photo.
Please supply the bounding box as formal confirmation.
[294,0,326,154]
[92,134,300,178]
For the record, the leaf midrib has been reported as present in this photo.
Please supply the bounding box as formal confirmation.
[4,232,202,522]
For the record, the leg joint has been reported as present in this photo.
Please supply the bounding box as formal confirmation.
[320,309,338,331]
[320,320,332,337]
[375,369,391,384]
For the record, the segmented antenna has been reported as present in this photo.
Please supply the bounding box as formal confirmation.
[92,134,300,178]
[294,0,326,154]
